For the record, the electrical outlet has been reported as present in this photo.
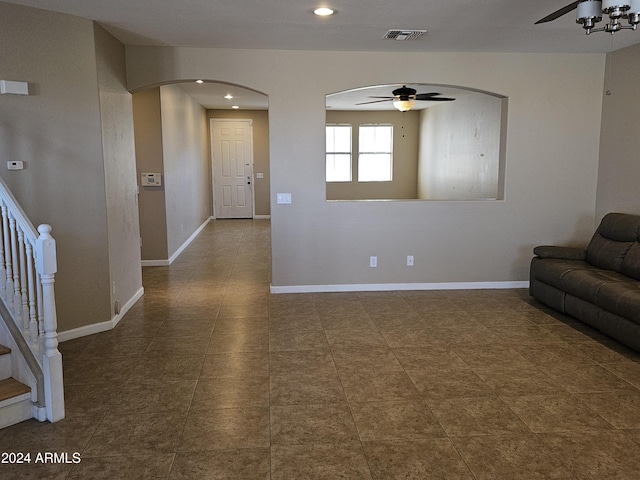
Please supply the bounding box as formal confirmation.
[370,256,377,268]
[407,255,414,266]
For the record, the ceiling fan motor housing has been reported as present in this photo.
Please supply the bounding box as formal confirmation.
[392,86,417,100]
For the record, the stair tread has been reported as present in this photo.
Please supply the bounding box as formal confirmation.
[0,378,30,402]
[0,345,9,356]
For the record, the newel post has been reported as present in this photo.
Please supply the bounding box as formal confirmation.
[35,224,65,422]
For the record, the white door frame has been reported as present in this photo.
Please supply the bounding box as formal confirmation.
[210,118,255,219]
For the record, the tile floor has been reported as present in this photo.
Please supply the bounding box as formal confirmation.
[2,219,640,479]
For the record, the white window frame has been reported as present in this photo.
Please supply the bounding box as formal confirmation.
[357,124,393,182]
[325,124,352,183]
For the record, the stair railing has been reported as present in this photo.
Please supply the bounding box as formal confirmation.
[0,177,63,423]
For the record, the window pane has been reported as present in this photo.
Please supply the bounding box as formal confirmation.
[326,125,352,182]
[358,154,392,182]
[326,154,352,182]
[358,125,393,182]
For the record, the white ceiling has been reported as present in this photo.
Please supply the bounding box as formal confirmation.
[9,0,639,110]
[6,0,640,54]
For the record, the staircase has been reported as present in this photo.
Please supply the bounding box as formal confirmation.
[0,344,32,428]
[0,176,64,428]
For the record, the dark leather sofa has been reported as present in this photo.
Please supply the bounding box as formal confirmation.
[530,212,640,351]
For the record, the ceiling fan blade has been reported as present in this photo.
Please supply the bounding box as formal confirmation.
[356,98,394,105]
[535,1,580,24]
[425,97,455,102]
[415,93,443,100]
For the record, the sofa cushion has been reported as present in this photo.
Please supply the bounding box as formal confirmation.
[530,258,596,290]
[586,213,640,272]
[559,269,630,303]
[595,282,640,325]
[621,243,640,281]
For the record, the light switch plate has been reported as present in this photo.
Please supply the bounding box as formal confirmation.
[276,193,292,204]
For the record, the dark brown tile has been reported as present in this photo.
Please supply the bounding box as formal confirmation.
[452,434,577,480]
[269,349,336,375]
[208,331,269,353]
[270,372,347,405]
[502,394,614,433]
[339,370,421,403]
[84,412,187,456]
[351,401,446,441]
[269,329,329,351]
[271,403,359,445]
[170,448,270,480]
[68,454,174,479]
[539,431,640,479]
[363,439,474,480]
[575,391,640,428]
[324,327,388,349]
[392,346,466,370]
[129,354,205,383]
[114,380,197,414]
[331,345,403,373]
[200,351,269,378]
[472,363,566,397]
[407,365,494,401]
[178,408,270,451]
[539,363,636,393]
[190,376,269,409]
[271,443,372,480]
[430,396,530,437]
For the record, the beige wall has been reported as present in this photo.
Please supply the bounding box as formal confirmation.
[417,93,504,200]
[132,88,168,260]
[126,47,605,288]
[0,3,114,331]
[94,24,143,317]
[133,85,211,261]
[159,85,210,257]
[207,109,271,216]
[325,110,419,200]
[596,43,640,221]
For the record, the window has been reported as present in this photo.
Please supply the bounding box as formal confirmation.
[358,124,393,182]
[326,125,352,182]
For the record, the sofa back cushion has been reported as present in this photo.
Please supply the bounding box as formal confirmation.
[586,213,640,273]
[622,243,640,281]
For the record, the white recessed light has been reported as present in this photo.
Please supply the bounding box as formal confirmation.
[231,105,240,109]
[314,7,334,16]
[224,94,234,99]
[195,79,204,84]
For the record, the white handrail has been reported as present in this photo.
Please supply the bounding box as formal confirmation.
[0,177,64,423]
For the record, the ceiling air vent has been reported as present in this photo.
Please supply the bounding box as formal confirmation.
[382,29,427,41]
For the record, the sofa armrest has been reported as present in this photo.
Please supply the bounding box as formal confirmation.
[533,245,586,260]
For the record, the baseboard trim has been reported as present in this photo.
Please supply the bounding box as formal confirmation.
[141,217,212,267]
[270,281,529,294]
[253,215,271,220]
[58,287,144,342]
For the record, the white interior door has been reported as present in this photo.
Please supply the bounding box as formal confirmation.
[211,119,254,218]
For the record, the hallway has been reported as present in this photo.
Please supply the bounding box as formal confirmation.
[2,219,640,478]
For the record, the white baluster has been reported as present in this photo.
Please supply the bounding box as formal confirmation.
[26,242,38,348]
[1,205,12,306]
[35,224,64,422]
[9,216,21,317]
[0,202,5,296]
[18,227,29,331]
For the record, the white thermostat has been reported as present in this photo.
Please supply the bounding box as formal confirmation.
[141,173,162,186]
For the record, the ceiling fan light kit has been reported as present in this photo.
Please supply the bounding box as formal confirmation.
[355,86,455,112]
[539,0,640,34]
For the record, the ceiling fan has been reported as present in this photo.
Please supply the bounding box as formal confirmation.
[536,1,640,34]
[356,85,455,112]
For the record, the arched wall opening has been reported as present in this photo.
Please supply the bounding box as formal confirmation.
[130,79,270,265]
